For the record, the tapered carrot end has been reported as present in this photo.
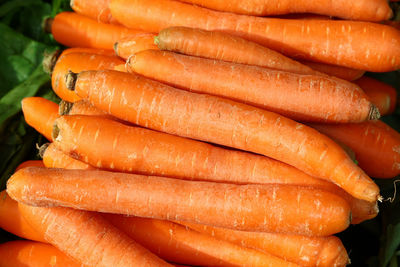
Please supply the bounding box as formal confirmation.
[59,100,73,115]
[43,49,61,74]
[43,17,54,34]
[38,143,50,159]
[368,104,380,120]
[65,71,78,91]
[318,236,350,267]
[70,0,75,8]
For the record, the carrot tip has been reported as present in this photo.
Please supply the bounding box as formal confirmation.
[369,104,380,120]
[38,143,50,158]
[52,124,60,141]
[42,49,61,74]
[70,0,75,8]
[43,17,54,34]
[59,100,73,115]
[65,71,78,91]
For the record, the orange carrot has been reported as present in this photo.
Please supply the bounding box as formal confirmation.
[355,76,397,115]
[46,12,144,50]
[179,221,349,267]
[115,33,158,59]
[0,240,80,267]
[105,215,297,267]
[68,69,379,202]
[175,0,392,21]
[52,52,123,102]
[0,191,45,243]
[310,120,400,179]
[110,0,400,72]
[40,143,94,170]
[114,64,126,71]
[59,100,112,117]
[71,0,118,24]
[16,203,170,266]
[21,97,59,141]
[299,60,365,81]
[8,167,352,236]
[127,50,377,123]
[15,160,44,171]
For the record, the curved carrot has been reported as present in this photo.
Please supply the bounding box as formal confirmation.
[355,76,397,115]
[115,33,158,59]
[40,143,94,170]
[310,120,400,179]
[8,167,352,236]
[71,0,118,24]
[15,160,44,171]
[68,69,380,202]
[0,191,45,243]
[179,221,349,267]
[299,60,365,81]
[52,52,123,102]
[16,203,170,267]
[175,0,392,21]
[47,12,144,50]
[0,240,80,267]
[127,50,377,123]
[110,0,400,72]
[21,97,59,141]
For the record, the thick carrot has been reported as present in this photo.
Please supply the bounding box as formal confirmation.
[175,0,392,21]
[59,100,111,117]
[115,33,158,59]
[110,0,400,72]
[0,191,45,243]
[16,203,170,266]
[46,12,144,50]
[105,215,296,266]
[15,160,44,171]
[310,120,400,178]
[179,221,349,267]
[7,167,352,236]
[355,76,397,115]
[68,69,380,202]
[71,0,118,24]
[0,240,80,267]
[40,143,94,170]
[21,97,59,141]
[52,52,123,102]
[299,60,365,81]
[127,50,377,123]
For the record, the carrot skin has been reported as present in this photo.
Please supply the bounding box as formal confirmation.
[115,33,158,59]
[15,160,45,171]
[299,60,365,81]
[71,0,118,24]
[7,167,352,236]
[41,143,94,170]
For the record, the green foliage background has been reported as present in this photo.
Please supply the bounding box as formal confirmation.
[0,1,399,266]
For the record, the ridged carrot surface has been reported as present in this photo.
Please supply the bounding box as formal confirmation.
[299,60,365,81]
[15,160,44,171]
[110,0,400,71]
[127,50,377,123]
[115,33,158,59]
[40,143,94,170]
[71,0,117,24]
[7,167,352,236]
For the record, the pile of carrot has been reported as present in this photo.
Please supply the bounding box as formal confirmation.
[1,0,399,266]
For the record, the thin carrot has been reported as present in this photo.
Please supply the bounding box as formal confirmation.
[71,0,118,24]
[16,203,170,266]
[40,143,94,170]
[7,167,352,236]
[21,97,59,141]
[0,240,80,267]
[179,221,349,267]
[115,33,158,59]
[110,0,400,72]
[52,52,123,102]
[68,69,380,202]
[46,12,144,50]
[114,64,126,71]
[0,191,45,243]
[175,0,392,21]
[127,50,378,123]
[299,60,365,81]
[355,76,397,115]
[15,160,44,171]
[310,120,400,179]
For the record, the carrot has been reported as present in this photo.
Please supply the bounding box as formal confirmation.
[105,215,296,266]
[8,167,352,236]
[310,120,400,179]
[355,76,397,116]
[59,100,112,118]
[0,240,80,267]
[110,0,400,72]
[115,33,158,59]
[0,191,45,243]
[175,0,392,21]
[179,221,349,267]
[45,12,144,50]
[384,20,400,30]
[114,64,126,71]
[299,60,365,81]
[71,0,118,24]
[15,160,44,171]
[52,52,123,102]
[67,69,380,202]
[40,143,94,170]
[127,50,377,123]
[21,97,59,141]
[16,203,170,266]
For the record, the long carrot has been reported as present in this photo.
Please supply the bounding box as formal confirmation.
[110,0,400,72]
[175,0,392,21]
[71,0,118,24]
[310,120,400,179]
[127,50,377,123]
[7,167,352,236]
[67,69,380,202]
[16,203,170,266]
[21,97,59,141]
[355,76,397,116]
[59,100,112,118]
[299,60,365,81]
[179,221,349,267]
[0,191,45,243]
[46,12,144,50]
[115,33,158,59]
[15,160,44,171]
[0,240,80,267]
[52,52,123,102]
[40,143,94,170]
